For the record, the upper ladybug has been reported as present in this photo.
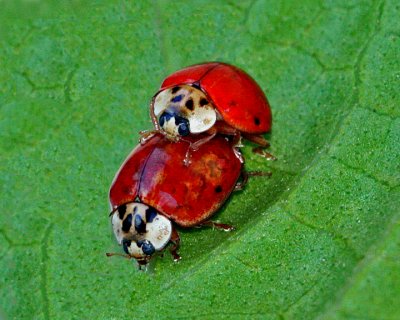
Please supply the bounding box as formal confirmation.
[149,62,272,147]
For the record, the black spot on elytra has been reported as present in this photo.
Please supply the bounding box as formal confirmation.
[146,207,157,223]
[185,99,194,110]
[200,98,208,106]
[171,86,180,94]
[215,185,223,193]
[122,213,132,232]
[117,204,126,220]
[135,214,146,233]
[138,240,155,256]
[254,117,260,125]
[229,100,238,107]
[122,239,131,254]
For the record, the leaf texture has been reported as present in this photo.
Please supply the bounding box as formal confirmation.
[0,1,399,319]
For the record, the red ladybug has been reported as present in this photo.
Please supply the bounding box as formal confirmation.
[107,134,243,267]
[147,62,272,149]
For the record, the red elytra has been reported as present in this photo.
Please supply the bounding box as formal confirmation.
[160,62,272,134]
[109,134,242,227]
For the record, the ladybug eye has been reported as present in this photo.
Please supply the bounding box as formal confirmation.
[137,240,155,256]
[178,122,190,136]
[175,116,190,136]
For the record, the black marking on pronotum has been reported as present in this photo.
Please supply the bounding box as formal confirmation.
[122,213,133,232]
[134,214,146,234]
[171,86,180,94]
[200,98,208,106]
[171,94,183,103]
[145,207,157,223]
[122,239,131,255]
[117,204,127,220]
[254,117,260,125]
[215,185,223,193]
[137,240,155,256]
[185,99,194,111]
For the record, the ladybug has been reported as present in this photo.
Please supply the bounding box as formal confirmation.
[107,134,243,267]
[147,62,272,149]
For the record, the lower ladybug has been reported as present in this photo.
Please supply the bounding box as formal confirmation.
[144,62,272,152]
[107,134,243,267]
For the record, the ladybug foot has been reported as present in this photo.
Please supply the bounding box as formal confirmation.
[241,133,276,160]
[170,249,182,262]
[139,130,159,145]
[252,147,277,161]
[234,170,272,191]
[200,220,235,232]
[234,170,249,191]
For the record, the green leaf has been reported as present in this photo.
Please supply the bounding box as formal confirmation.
[1,1,399,319]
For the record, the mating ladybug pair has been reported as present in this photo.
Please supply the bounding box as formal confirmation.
[107,62,273,268]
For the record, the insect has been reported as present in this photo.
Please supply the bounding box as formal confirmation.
[144,62,272,153]
[107,134,243,267]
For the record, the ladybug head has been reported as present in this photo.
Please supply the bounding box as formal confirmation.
[108,202,172,268]
[159,110,190,137]
[152,85,217,138]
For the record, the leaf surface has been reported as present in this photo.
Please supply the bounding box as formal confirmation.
[0,1,399,319]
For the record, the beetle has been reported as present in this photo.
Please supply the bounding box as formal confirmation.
[143,62,273,155]
[107,133,243,267]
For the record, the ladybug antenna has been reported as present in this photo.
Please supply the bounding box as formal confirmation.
[105,252,132,260]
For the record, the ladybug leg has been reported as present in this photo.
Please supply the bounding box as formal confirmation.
[199,220,235,232]
[230,132,244,163]
[234,170,249,191]
[139,129,179,144]
[242,133,270,148]
[139,129,159,145]
[234,170,272,191]
[212,120,237,134]
[252,147,277,161]
[209,122,245,163]
[182,131,217,166]
[169,226,181,262]
[248,170,273,178]
[150,96,161,131]
[242,133,277,161]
